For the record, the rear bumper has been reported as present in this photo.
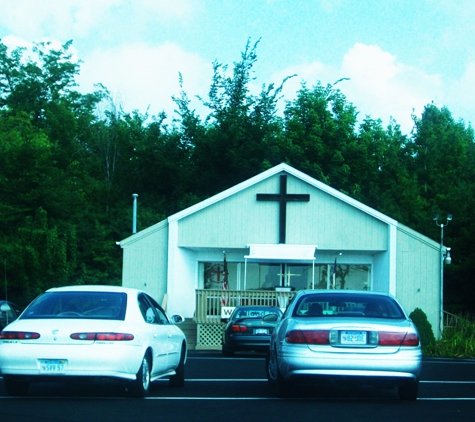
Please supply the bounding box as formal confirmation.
[0,343,144,381]
[224,335,271,350]
[278,345,422,384]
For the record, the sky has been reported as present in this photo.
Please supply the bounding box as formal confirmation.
[0,0,474,135]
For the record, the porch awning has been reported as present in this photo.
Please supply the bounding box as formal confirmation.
[244,244,317,262]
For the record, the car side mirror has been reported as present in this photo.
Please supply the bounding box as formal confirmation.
[170,314,185,324]
[1,303,11,313]
[262,313,279,322]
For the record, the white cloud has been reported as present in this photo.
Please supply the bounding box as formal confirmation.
[130,0,196,20]
[265,43,449,134]
[270,60,339,112]
[0,0,195,42]
[1,34,32,49]
[450,61,475,126]
[339,43,443,132]
[77,42,212,119]
[0,0,118,40]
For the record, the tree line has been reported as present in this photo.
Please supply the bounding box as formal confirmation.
[1,39,474,314]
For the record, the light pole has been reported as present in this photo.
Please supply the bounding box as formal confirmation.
[433,213,452,336]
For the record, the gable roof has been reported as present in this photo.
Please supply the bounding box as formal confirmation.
[169,163,398,225]
[120,163,398,247]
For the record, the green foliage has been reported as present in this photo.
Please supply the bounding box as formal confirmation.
[409,308,436,354]
[431,315,475,358]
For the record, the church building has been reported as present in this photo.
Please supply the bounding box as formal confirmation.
[118,163,442,347]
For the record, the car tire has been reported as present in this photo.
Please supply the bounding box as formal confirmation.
[3,376,30,396]
[169,344,186,388]
[129,354,151,397]
[398,379,419,401]
[221,343,234,357]
[266,349,289,397]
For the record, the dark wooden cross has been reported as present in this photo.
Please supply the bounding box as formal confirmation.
[256,174,310,243]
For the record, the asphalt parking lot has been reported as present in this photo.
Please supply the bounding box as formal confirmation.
[1,352,474,422]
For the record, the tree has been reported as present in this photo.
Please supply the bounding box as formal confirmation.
[411,105,475,313]
[188,39,287,196]
[0,40,114,302]
[281,81,360,194]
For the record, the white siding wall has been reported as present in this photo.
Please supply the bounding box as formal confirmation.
[121,222,169,305]
[372,251,390,292]
[396,225,440,335]
[166,220,199,317]
[178,174,388,251]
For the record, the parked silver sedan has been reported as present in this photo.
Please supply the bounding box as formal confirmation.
[0,285,187,397]
[265,290,422,400]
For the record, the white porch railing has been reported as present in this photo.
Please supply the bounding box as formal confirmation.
[194,289,296,324]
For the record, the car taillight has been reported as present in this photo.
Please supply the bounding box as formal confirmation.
[401,332,420,346]
[286,330,330,344]
[285,330,419,347]
[70,333,134,341]
[0,331,40,340]
[231,324,248,332]
[378,332,420,346]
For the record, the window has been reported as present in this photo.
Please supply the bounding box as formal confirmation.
[138,294,169,325]
[203,262,237,290]
[200,261,371,291]
[21,292,127,320]
[316,264,370,290]
[293,293,405,319]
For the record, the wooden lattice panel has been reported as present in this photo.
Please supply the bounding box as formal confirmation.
[197,323,225,348]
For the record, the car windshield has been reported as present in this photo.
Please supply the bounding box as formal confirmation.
[293,293,405,319]
[233,308,281,319]
[20,292,127,320]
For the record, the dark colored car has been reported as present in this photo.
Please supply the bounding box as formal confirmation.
[222,305,283,356]
[0,300,22,330]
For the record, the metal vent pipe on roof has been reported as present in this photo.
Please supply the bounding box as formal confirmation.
[132,194,138,234]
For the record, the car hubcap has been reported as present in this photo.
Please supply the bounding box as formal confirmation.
[142,358,150,390]
[268,353,277,381]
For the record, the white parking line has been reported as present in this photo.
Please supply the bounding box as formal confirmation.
[185,378,267,381]
[184,379,475,384]
[141,397,475,401]
[420,380,475,384]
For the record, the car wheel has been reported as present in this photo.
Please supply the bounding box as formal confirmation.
[129,354,151,397]
[265,349,289,397]
[398,379,419,401]
[169,344,186,388]
[3,376,30,396]
[221,343,234,356]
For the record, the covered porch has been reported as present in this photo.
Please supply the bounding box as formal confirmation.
[192,288,296,350]
[193,288,297,324]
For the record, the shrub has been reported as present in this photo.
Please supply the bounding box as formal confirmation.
[409,308,436,354]
[433,315,475,358]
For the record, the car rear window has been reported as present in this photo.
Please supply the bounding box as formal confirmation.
[293,293,405,319]
[20,292,127,320]
[233,307,282,319]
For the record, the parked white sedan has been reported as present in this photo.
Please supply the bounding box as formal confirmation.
[0,285,187,397]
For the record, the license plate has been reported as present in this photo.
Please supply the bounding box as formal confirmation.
[255,328,269,335]
[38,359,67,373]
[341,331,367,345]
